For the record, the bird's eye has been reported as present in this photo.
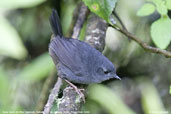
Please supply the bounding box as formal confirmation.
[103,67,111,74]
[97,67,111,75]
[104,70,110,74]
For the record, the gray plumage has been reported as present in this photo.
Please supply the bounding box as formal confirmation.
[49,9,120,84]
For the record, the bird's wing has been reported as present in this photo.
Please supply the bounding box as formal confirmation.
[49,36,88,76]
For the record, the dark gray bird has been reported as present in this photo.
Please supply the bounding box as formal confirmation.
[49,10,120,84]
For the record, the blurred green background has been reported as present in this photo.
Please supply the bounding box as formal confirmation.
[0,0,170,114]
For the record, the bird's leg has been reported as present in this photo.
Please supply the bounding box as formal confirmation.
[64,79,85,102]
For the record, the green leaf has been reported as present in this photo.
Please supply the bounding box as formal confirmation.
[166,0,171,10]
[137,3,156,16]
[0,68,9,103]
[140,81,165,114]
[0,16,27,59]
[82,0,118,22]
[0,0,46,10]
[147,0,162,5]
[18,53,54,82]
[88,84,136,114]
[170,85,171,94]
[147,0,168,16]
[151,17,171,49]
[156,1,168,16]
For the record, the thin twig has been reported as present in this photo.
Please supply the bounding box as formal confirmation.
[113,11,128,32]
[72,3,89,39]
[66,2,82,37]
[113,11,132,41]
[111,25,171,58]
[35,69,56,112]
[43,77,62,114]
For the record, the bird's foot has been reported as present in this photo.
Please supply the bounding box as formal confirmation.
[64,79,85,102]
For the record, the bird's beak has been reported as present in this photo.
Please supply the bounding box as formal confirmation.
[114,74,121,80]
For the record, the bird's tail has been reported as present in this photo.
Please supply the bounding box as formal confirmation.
[49,9,63,37]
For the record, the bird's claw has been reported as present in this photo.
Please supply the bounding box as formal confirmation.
[64,79,85,103]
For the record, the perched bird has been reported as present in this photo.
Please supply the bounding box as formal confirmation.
[49,9,120,85]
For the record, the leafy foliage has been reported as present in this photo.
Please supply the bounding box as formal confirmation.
[155,0,168,15]
[88,84,136,114]
[137,3,155,16]
[151,17,171,49]
[0,0,46,10]
[0,16,28,59]
[0,68,9,106]
[82,0,118,22]
[137,0,171,49]
[18,53,54,82]
[141,80,165,114]
[0,0,53,111]
[166,0,171,10]
[0,0,46,59]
